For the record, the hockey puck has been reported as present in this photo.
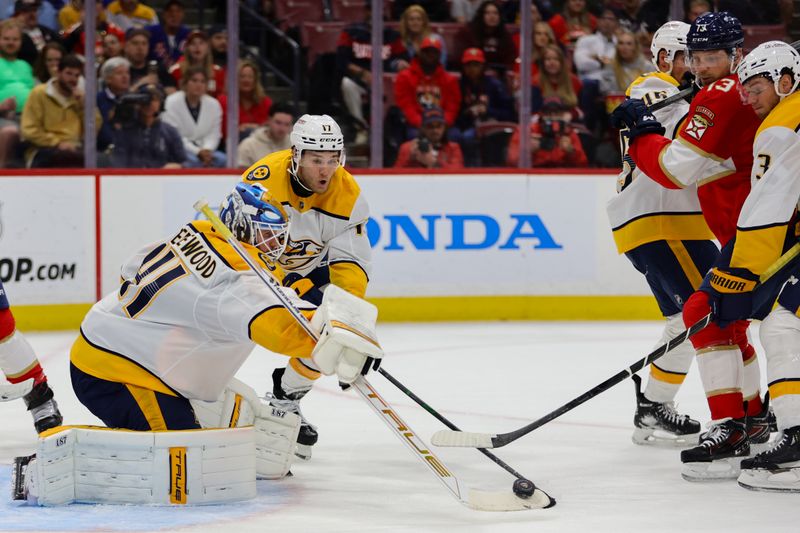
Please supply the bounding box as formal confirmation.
[512,478,535,499]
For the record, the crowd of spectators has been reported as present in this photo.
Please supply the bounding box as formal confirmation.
[0,0,793,169]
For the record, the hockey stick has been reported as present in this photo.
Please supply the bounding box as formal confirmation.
[378,367,552,505]
[194,200,553,511]
[0,378,33,402]
[432,242,800,450]
[648,86,694,112]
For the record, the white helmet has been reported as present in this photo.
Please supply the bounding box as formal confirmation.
[290,114,346,175]
[650,21,690,74]
[737,40,800,99]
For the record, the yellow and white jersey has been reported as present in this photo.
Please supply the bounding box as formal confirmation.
[607,72,713,254]
[242,150,372,298]
[730,91,800,275]
[71,221,317,402]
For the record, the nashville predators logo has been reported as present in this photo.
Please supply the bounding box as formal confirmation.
[684,114,712,140]
[279,238,325,270]
[247,165,270,181]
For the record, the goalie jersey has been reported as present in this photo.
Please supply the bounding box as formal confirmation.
[71,221,317,402]
[729,91,800,275]
[242,149,372,298]
[607,72,714,253]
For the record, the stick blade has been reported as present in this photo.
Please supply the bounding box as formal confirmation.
[0,378,34,402]
[467,488,555,511]
[431,430,495,448]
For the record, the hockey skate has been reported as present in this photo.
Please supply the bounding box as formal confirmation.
[746,396,773,452]
[631,374,701,447]
[267,368,318,461]
[11,454,34,502]
[738,426,800,492]
[23,382,62,434]
[680,418,750,481]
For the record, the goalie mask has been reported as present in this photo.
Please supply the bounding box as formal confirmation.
[290,114,346,178]
[219,183,289,261]
[650,21,690,75]
[737,41,800,99]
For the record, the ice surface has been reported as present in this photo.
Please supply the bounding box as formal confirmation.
[1,322,797,532]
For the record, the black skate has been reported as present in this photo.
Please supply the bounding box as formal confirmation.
[745,396,773,448]
[738,426,800,492]
[631,374,701,447]
[681,418,750,481]
[268,368,318,461]
[23,382,62,434]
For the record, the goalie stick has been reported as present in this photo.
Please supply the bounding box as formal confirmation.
[194,200,553,511]
[432,242,800,450]
[0,378,33,402]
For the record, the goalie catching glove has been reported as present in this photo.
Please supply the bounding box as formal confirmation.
[310,285,383,384]
[706,266,759,327]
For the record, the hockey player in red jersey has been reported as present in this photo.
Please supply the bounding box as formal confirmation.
[611,12,769,481]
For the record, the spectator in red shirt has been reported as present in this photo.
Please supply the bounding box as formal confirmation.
[395,36,461,140]
[394,106,464,169]
[548,0,597,47]
[507,96,587,167]
[218,59,272,141]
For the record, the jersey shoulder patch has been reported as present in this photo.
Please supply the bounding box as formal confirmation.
[241,149,292,183]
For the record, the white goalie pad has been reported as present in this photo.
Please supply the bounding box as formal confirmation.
[311,284,383,384]
[190,378,301,479]
[22,426,256,506]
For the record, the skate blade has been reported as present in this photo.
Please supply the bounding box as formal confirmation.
[682,457,743,481]
[632,427,700,448]
[295,443,312,461]
[11,454,34,501]
[738,467,800,492]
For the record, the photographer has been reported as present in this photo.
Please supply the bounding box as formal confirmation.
[507,96,587,167]
[394,106,464,169]
[109,84,186,168]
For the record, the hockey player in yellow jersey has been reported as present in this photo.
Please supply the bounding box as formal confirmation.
[69,182,382,435]
[606,21,719,446]
[708,41,800,491]
[242,114,372,459]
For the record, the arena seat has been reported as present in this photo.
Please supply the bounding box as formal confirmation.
[302,21,346,67]
[275,0,326,30]
[331,0,368,22]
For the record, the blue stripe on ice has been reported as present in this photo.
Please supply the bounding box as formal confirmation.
[0,466,293,531]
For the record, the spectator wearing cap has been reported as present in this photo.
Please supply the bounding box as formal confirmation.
[162,64,224,168]
[236,101,295,168]
[21,54,101,167]
[336,5,409,144]
[507,96,587,167]
[168,29,225,98]
[398,5,447,67]
[123,27,176,94]
[106,0,158,32]
[96,55,129,151]
[394,105,464,169]
[145,0,189,69]
[395,36,460,140]
[208,25,226,69]
[452,47,514,166]
[62,1,125,56]
[110,83,186,168]
[14,0,62,67]
[455,1,516,77]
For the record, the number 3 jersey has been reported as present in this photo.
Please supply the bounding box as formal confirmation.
[71,221,317,402]
[242,149,372,298]
[607,72,714,254]
[728,91,800,275]
[629,73,761,247]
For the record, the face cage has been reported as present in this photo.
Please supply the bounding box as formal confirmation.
[251,219,290,262]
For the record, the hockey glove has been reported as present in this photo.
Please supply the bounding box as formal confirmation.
[609,98,665,141]
[706,267,759,328]
[283,272,324,306]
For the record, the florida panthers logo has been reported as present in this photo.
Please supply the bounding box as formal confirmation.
[279,237,325,270]
[685,114,712,140]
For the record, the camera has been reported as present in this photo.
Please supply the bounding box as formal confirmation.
[110,91,154,126]
[418,137,431,154]
[539,118,567,151]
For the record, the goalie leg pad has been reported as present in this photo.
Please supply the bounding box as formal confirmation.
[190,378,260,429]
[254,403,301,479]
[18,426,256,506]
